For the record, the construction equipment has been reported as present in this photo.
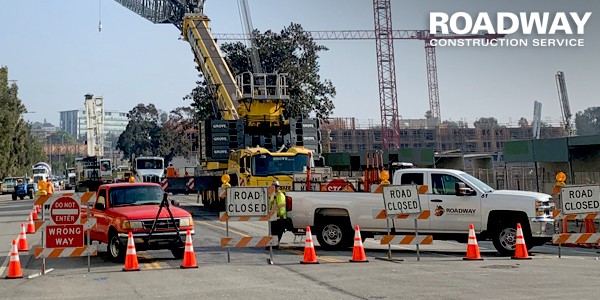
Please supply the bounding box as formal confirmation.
[532,100,542,139]
[74,94,113,192]
[556,71,574,136]
[113,1,320,207]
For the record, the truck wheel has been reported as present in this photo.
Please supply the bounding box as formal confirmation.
[108,233,126,262]
[170,247,185,259]
[315,217,353,250]
[491,219,532,256]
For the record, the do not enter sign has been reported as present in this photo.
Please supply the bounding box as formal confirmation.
[50,196,81,225]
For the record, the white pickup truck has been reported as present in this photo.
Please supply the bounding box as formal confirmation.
[286,168,555,256]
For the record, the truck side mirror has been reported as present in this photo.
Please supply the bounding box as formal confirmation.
[455,182,475,196]
[94,202,105,210]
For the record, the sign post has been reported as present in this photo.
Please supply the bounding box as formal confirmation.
[380,185,422,261]
[221,187,277,264]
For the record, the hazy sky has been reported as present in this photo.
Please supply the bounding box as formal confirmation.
[1,0,598,127]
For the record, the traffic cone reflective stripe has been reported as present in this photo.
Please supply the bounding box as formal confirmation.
[122,232,140,271]
[26,212,35,234]
[6,240,23,279]
[300,226,319,264]
[180,230,198,269]
[512,223,531,260]
[350,225,368,262]
[18,222,29,252]
[463,224,483,260]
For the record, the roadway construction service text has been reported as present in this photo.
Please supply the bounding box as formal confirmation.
[429,12,592,47]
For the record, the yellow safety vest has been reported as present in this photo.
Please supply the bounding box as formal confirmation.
[269,190,287,219]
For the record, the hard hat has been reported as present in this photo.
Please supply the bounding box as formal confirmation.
[272,180,280,187]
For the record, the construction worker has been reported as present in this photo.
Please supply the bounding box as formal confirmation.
[269,180,288,248]
[45,177,54,195]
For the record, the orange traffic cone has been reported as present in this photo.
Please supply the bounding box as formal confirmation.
[300,226,319,264]
[463,224,483,260]
[512,223,531,260]
[18,222,29,252]
[26,212,35,234]
[349,225,368,262]
[32,207,39,221]
[6,239,23,279]
[180,230,198,269]
[122,232,140,271]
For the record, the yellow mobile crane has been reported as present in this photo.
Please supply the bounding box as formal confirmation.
[114,0,320,192]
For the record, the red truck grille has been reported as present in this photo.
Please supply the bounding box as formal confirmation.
[141,218,180,230]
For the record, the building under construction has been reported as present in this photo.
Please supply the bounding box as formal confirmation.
[321,117,566,154]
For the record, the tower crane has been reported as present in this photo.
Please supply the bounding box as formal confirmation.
[532,100,542,139]
[216,27,504,149]
[556,71,574,136]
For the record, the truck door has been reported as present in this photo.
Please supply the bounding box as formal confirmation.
[91,188,109,243]
[427,173,481,231]
[392,172,430,231]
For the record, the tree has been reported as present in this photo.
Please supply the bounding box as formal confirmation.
[518,117,529,127]
[474,117,499,128]
[185,23,336,121]
[424,110,433,119]
[116,104,162,159]
[47,131,77,144]
[575,107,600,136]
[0,66,46,178]
[158,107,196,164]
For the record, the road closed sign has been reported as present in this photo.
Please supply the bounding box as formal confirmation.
[560,185,600,215]
[382,185,421,215]
[226,187,269,217]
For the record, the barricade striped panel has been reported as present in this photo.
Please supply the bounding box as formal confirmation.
[34,192,96,206]
[219,210,277,222]
[553,210,599,220]
[34,245,98,259]
[379,235,433,245]
[553,233,600,244]
[187,178,194,190]
[220,236,278,247]
[372,210,431,220]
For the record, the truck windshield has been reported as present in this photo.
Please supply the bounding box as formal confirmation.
[460,172,494,193]
[32,169,47,175]
[109,186,164,207]
[136,159,163,170]
[252,154,309,176]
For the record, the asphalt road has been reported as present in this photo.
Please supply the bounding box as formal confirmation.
[1,191,600,299]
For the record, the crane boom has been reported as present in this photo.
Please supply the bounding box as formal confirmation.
[556,71,573,136]
[84,94,105,157]
[238,0,263,74]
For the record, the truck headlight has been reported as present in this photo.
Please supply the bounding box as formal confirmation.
[535,199,553,217]
[122,220,144,229]
[179,217,193,227]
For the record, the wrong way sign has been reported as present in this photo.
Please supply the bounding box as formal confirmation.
[46,225,84,248]
[560,185,600,215]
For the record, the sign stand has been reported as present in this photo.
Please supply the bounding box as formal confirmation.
[376,195,404,263]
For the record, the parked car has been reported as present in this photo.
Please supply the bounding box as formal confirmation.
[2,177,19,194]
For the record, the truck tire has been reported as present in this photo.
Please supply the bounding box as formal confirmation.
[108,232,126,262]
[491,218,532,256]
[170,247,185,259]
[315,217,354,250]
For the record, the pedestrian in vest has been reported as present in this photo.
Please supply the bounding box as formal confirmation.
[45,177,54,195]
[269,181,288,248]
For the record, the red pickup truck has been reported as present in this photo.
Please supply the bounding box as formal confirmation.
[83,182,195,261]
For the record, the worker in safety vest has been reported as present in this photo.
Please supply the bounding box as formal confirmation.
[269,181,288,247]
[46,177,54,195]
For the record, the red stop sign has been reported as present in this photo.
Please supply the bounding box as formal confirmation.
[50,196,80,225]
[326,178,348,191]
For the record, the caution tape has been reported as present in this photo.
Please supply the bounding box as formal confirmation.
[219,210,277,222]
[220,236,278,247]
[378,235,433,245]
[34,245,98,259]
[372,210,431,220]
[553,233,600,244]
